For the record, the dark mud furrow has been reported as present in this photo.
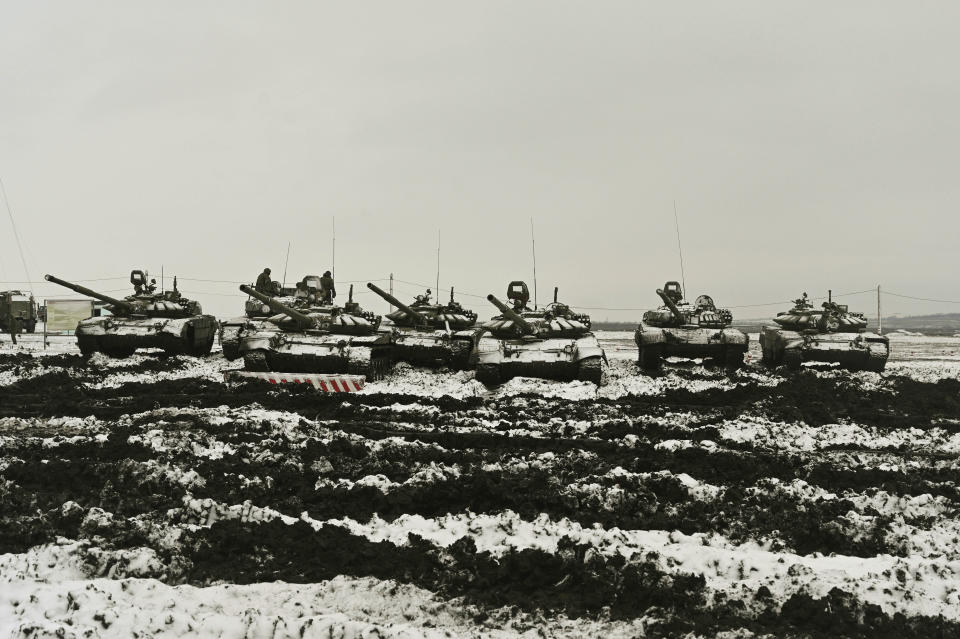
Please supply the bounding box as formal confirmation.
[4,364,960,431]
[4,427,954,559]
[174,520,960,639]
[4,351,960,637]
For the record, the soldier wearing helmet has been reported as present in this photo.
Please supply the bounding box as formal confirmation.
[319,271,336,304]
[255,268,273,296]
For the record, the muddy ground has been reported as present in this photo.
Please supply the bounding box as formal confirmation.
[2,337,960,637]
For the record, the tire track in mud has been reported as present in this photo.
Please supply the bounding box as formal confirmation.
[4,407,959,562]
[4,352,960,637]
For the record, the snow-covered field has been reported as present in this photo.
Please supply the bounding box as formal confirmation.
[1,331,960,637]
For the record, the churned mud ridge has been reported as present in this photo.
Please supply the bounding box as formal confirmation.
[0,429,187,553]
[4,363,960,432]
[174,520,960,638]
[6,432,942,559]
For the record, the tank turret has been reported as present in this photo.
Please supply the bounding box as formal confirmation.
[45,275,135,314]
[240,285,316,328]
[487,294,536,335]
[772,291,868,332]
[367,283,428,326]
[656,288,687,324]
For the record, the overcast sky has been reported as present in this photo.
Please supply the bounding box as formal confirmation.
[1,2,958,321]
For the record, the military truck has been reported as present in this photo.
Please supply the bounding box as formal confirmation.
[44,271,217,357]
[0,290,38,334]
[635,281,748,371]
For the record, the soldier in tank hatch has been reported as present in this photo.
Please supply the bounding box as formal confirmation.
[319,271,336,304]
[415,289,432,305]
[255,268,273,296]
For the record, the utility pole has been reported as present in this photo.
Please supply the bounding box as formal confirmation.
[877,284,883,334]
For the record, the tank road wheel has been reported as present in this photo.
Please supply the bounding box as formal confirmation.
[245,351,270,372]
[724,347,746,372]
[782,349,802,371]
[638,345,662,372]
[577,358,602,385]
[476,364,502,387]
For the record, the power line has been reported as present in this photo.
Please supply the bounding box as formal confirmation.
[884,290,960,304]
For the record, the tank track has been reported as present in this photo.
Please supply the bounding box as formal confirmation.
[243,346,392,381]
[576,358,603,385]
[638,345,663,371]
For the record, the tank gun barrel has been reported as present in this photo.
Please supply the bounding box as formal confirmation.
[656,288,686,323]
[44,274,134,311]
[487,294,535,334]
[240,284,315,328]
[366,283,427,325]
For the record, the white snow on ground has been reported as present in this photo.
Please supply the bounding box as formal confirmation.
[325,510,960,622]
[361,363,489,398]
[162,501,960,624]
[88,354,234,389]
[718,416,960,454]
[0,542,650,639]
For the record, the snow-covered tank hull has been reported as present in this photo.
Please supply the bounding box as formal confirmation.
[474,333,604,385]
[475,284,606,385]
[219,317,275,361]
[45,272,216,358]
[235,284,393,380]
[239,329,392,380]
[366,283,481,369]
[76,315,218,357]
[635,325,749,370]
[388,328,481,369]
[759,326,889,372]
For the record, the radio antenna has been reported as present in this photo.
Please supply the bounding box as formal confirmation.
[282,241,291,289]
[0,177,33,294]
[435,229,440,294]
[673,200,687,297]
[331,217,336,280]
[530,217,538,309]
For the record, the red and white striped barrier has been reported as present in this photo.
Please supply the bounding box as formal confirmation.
[224,370,365,392]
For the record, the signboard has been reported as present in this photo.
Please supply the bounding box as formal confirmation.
[45,299,93,333]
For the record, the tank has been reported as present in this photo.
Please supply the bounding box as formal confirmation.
[635,281,748,371]
[44,271,217,357]
[474,281,606,385]
[0,290,38,334]
[367,283,481,368]
[236,284,392,380]
[759,292,889,372]
[220,275,324,361]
